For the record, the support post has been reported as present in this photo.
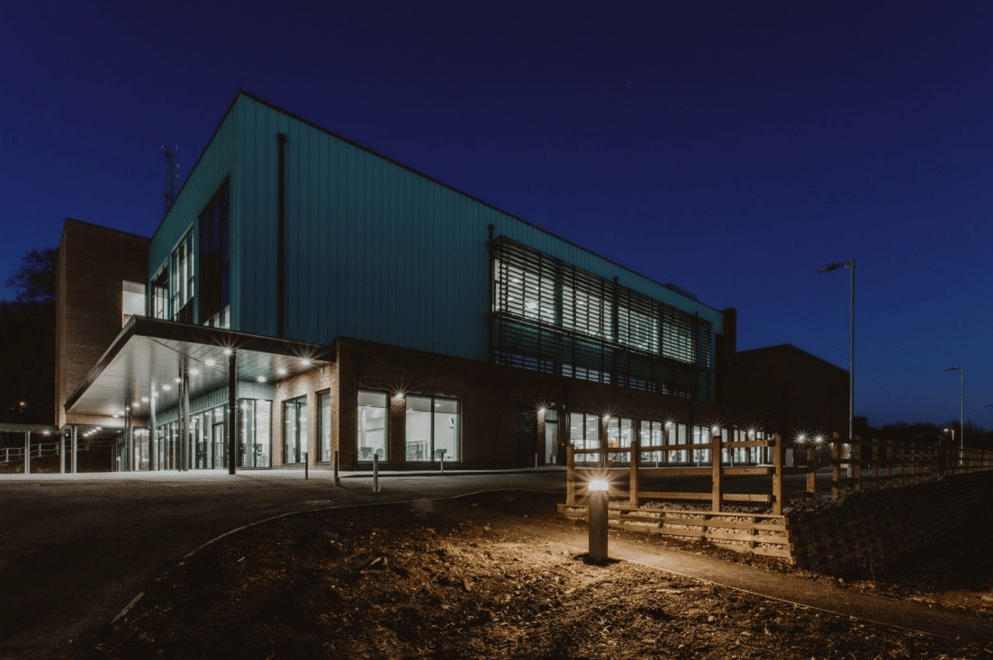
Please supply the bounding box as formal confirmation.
[184,369,192,471]
[149,389,157,471]
[629,434,639,508]
[831,434,841,500]
[566,445,576,505]
[885,439,894,489]
[24,431,30,475]
[806,442,816,509]
[304,451,309,480]
[71,425,78,473]
[373,452,380,492]
[228,350,238,475]
[59,431,65,474]
[711,430,722,512]
[772,433,783,515]
[333,450,340,487]
[852,436,861,492]
[872,438,880,490]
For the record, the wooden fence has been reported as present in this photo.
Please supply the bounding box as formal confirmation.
[558,432,993,561]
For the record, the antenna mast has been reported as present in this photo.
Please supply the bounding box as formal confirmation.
[162,145,179,215]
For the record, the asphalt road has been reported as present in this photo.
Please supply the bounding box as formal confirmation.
[0,468,566,660]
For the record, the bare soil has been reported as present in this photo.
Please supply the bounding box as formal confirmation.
[78,492,991,659]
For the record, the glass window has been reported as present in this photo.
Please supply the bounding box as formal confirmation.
[405,395,431,461]
[357,390,388,461]
[240,399,271,468]
[433,398,460,462]
[152,269,168,319]
[405,395,460,462]
[199,179,231,327]
[171,231,195,323]
[284,396,307,463]
[318,390,332,462]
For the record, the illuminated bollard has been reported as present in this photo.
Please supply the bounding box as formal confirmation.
[588,479,609,563]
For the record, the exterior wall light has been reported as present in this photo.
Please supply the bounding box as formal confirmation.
[814,436,824,444]
[588,478,610,563]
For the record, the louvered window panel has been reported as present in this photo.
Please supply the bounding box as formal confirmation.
[489,236,713,402]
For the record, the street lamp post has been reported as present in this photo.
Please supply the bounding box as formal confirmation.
[945,367,964,452]
[818,259,855,459]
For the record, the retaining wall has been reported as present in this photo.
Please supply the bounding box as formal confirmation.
[786,471,993,575]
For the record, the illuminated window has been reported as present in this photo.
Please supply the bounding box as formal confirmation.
[318,390,332,462]
[405,395,460,462]
[357,390,388,461]
[283,396,307,463]
[170,231,195,323]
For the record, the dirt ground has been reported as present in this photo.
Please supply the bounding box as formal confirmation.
[78,491,991,660]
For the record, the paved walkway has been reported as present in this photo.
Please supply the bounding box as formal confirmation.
[434,494,993,648]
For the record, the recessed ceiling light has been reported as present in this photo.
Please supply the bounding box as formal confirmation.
[277,368,287,375]
[223,348,232,356]
[162,384,171,391]
[189,368,200,376]
[205,359,216,367]
[257,376,266,383]
[301,358,311,366]
[142,397,149,402]
[174,377,181,383]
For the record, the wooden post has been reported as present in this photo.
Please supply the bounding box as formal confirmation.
[711,430,722,512]
[852,436,861,493]
[831,435,841,500]
[566,445,576,505]
[629,434,639,508]
[772,433,784,515]
[885,439,894,489]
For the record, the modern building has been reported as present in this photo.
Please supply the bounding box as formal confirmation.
[56,91,742,472]
[726,344,848,439]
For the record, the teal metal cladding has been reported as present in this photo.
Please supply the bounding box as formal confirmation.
[151,92,722,397]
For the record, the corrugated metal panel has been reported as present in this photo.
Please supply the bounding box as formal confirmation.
[149,104,239,313]
[230,94,721,365]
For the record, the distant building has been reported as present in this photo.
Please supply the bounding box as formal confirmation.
[726,344,848,439]
[55,91,742,472]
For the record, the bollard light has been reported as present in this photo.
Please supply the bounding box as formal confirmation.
[588,479,609,563]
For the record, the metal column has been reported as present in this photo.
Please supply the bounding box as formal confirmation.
[149,390,157,471]
[181,368,191,471]
[59,431,65,474]
[228,349,237,475]
[24,431,30,475]
[71,425,78,473]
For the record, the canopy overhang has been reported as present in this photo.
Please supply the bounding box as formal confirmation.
[65,317,334,425]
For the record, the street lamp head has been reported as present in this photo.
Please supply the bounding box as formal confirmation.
[817,258,854,273]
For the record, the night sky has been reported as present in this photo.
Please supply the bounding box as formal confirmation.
[3,1,992,428]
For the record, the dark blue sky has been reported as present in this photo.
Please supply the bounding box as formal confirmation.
[3,1,992,428]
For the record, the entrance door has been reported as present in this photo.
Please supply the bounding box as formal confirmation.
[544,422,558,465]
[213,423,226,469]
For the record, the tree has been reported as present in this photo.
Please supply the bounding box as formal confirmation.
[0,247,57,424]
[6,248,57,303]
